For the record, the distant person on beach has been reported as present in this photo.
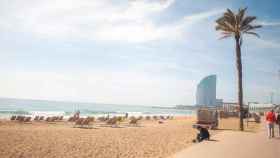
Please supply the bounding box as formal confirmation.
[74,110,80,119]
[265,109,276,138]
[125,113,128,119]
[193,126,210,143]
[276,112,280,137]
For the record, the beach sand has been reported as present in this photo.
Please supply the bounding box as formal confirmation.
[0,117,260,158]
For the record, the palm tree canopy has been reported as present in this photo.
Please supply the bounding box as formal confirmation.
[215,7,262,40]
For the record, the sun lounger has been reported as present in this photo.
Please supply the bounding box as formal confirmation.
[10,116,16,120]
[166,116,173,120]
[145,116,151,120]
[82,118,92,128]
[153,116,158,120]
[68,116,74,122]
[39,116,44,121]
[129,118,139,126]
[87,117,95,122]
[106,117,118,127]
[18,116,25,122]
[46,117,54,122]
[74,117,94,128]
[97,117,106,122]
[15,116,21,121]
[59,116,63,120]
[116,116,124,122]
[34,116,39,121]
[137,116,143,120]
[75,118,84,126]
[68,116,79,122]
[24,117,31,122]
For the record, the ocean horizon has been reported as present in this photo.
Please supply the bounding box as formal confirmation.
[0,97,194,119]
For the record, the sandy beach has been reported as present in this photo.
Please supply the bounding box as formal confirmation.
[0,117,260,158]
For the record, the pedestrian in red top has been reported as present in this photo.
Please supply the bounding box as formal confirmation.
[266,109,276,138]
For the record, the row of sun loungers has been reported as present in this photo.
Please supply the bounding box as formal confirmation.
[10,116,32,122]
[73,116,141,128]
[68,116,80,122]
[10,115,174,127]
[33,116,45,121]
[74,117,95,128]
[90,115,173,123]
[10,115,64,122]
[141,115,174,120]
[46,116,64,122]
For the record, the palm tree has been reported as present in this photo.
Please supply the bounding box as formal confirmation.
[215,8,261,131]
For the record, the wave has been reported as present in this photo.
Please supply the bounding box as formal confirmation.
[0,110,31,115]
[81,109,119,115]
[0,107,195,118]
[30,111,65,116]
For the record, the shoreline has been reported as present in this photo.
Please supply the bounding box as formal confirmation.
[0,113,195,120]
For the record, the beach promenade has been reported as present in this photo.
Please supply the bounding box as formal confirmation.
[171,123,280,158]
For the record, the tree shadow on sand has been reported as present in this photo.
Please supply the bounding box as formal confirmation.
[207,139,219,142]
[214,128,257,133]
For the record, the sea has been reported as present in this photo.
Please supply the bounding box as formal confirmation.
[0,98,195,119]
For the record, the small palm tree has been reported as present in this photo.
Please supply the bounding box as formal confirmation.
[215,8,261,131]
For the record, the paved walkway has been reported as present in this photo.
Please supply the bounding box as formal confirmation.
[171,123,280,158]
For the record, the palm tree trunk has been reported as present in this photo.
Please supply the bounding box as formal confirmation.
[235,35,244,131]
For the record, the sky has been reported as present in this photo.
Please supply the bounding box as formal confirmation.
[0,0,279,106]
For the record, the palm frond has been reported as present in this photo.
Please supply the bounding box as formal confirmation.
[249,25,262,30]
[216,16,236,32]
[224,12,236,26]
[244,31,260,38]
[216,21,235,32]
[221,31,233,35]
[215,25,232,32]
[219,34,232,40]
[242,24,262,32]
[237,7,247,26]
[241,16,256,28]
[226,9,235,19]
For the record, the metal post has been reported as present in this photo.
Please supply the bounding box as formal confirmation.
[278,70,280,105]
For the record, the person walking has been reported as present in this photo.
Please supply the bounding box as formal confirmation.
[276,112,280,137]
[265,109,276,138]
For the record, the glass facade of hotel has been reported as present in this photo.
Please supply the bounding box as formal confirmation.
[196,75,217,106]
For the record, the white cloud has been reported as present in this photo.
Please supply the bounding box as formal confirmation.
[257,21,280,27]
[247,37,280,49]
[0,0,223,43]
[184,9,224,23]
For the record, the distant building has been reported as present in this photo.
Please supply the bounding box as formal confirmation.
[222,102,251,112]
[249,103,277,111]
[216,99,223,107]
[196,75,218,107]
[222,102,238,112]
